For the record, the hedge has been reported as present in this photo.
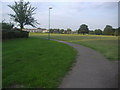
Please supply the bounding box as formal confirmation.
[2,29,29,40]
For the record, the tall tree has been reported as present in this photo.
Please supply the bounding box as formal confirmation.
[78,24,89,34]
[103,25,114,35]
[8,0,39,31]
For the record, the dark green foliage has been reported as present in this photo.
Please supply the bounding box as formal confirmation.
[60,29,64,34]
[0,21,14,30]
[78,24,89,34]
[67,28,72,34]
[89,30,95,35]
[118,27,120,35]
[53,29,60,33]
[2,29,29,39]
[112,28,116,32]
[50,28,72,34]
[95,29,102,35]
[67,28,72,31]
[8,0,39,30]
[103,25,114,35]
[114,27,120,36]
[49,28,60,33]
[50,29,54,33]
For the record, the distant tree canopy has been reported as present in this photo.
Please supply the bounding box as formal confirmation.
[114,27,120,36]
[95,29,102,35]
[49,28,73,34]
[67,28,72,34]
[8,0,39,31]
[103,25,114,35]
[67,28,72,31]
[49,28,60,33]
[60,29,64,34]
[78,24,89,34]
[49,29,54,33]
[89,30,95,35]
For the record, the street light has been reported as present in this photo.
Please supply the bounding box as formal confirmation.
[48,7,52,40]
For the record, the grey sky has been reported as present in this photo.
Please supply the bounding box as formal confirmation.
[1,1,118,30]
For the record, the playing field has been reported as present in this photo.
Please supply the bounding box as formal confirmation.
[30,33,118,61]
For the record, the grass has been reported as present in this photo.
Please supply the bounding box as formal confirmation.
[3,37,76,88]
[30,33,118,61]
[74,40,118,60]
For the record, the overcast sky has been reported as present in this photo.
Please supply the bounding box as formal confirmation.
[1,0,119,30]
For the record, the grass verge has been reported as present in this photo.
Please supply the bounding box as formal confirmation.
[3,37,76,88]
[73,40,118,60]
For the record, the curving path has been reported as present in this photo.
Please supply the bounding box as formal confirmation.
[52,40,118,88]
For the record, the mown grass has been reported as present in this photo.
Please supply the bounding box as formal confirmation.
[30,33,118,61]
[74,40,118,60]
[3,37,76,88]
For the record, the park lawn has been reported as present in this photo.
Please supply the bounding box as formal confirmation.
[30,33,118,61]
[66,36,118,61]
[3,37,76,88]
[72,40,118,60]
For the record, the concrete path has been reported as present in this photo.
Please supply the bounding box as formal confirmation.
[53,40,118,88]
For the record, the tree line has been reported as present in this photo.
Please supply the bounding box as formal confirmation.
[2,20,119,36]
[48,28,72,34]
[44,24,119,36]
[78,24,120,36]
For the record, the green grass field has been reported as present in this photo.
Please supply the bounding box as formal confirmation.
[30,33,118,61]
[3,37,76,88]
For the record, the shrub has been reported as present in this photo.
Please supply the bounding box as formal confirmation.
[1,21,29,39]
[2,29,29,40]
[0,21,14,30]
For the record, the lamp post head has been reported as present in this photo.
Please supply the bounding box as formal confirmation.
[49,7,52,9]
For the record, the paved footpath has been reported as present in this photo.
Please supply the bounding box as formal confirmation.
[53,40,118,88]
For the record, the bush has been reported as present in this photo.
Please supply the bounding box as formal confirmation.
[0,21,14,30]
[2,29,29,40]
[21,31,29,38]
[13,30,22,38]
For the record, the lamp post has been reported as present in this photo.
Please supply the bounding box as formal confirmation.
[48,7,52,40]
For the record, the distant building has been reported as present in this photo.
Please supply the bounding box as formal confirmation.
[42,29,49,33]
[72,30,78,34]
